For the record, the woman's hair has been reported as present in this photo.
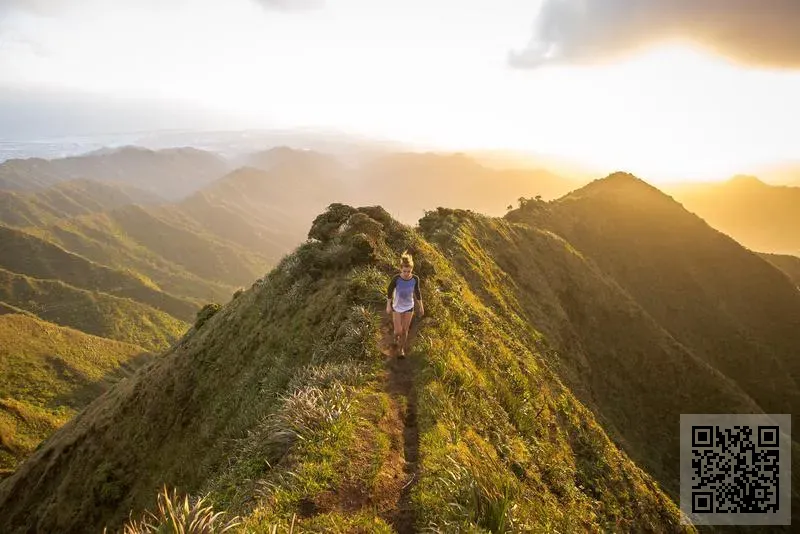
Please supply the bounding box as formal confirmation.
[400,250,414,269]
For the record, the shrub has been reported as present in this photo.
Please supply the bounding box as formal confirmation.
[195,303,221,330]
[308,203,357,242]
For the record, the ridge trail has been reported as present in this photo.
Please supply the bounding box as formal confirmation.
[379,314,422,534]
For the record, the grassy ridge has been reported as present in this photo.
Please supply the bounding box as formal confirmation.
[0,224,197,319]
[0,205,691,533]
[0,314,150,473]
[0,268,189,351]
[0,179,161,228]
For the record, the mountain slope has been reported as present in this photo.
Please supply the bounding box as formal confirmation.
[534,173,800,417]
[0,146,228,199]
[0,224,197,320]
[0,205,689,533]
[759,252,800,286]
[424,203,765,483]
[33,203,269,301]
[0,313,150,474]
[0,179,162,228]
[667,176,800,255]
[179,165,345,256]
[0,268,188,351]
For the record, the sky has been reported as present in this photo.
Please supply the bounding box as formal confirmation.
[1,0,800,182]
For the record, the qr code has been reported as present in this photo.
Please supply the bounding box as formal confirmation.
[680,414,791,526]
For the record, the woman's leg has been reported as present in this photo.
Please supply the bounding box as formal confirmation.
[392,311,403,348]
[400,311,414,353]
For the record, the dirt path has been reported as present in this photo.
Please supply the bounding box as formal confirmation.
[379,315,422,534]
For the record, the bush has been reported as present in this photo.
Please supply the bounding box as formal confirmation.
[308,203,358,242]
[195,303,221,330]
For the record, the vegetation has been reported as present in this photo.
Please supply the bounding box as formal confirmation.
[0,267,189,351]
[0,313,150,473]
[0,224,197,320]
[0,201,697,533]
[2,169,799,532]
[112,486,240,534]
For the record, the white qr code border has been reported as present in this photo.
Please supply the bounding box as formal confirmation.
[680,414,791,526]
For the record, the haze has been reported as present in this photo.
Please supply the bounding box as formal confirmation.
[2,0,800,183]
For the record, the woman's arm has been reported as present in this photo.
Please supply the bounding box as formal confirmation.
[386,275,398,314]
[415,275,424,315]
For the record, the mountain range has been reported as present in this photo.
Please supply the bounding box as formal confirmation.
[0,167,797,532]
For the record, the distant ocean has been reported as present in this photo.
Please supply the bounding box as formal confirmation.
[0,134,146,163]
[0,129,401,164]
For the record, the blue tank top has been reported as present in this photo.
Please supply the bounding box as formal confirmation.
[387,274,421,312]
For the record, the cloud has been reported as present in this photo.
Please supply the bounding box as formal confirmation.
[253,0,323,11]
[510,0,800,69]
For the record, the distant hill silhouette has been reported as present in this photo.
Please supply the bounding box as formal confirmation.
[667,175,800,255]
[0,147,228,199]
[760,252,800,286]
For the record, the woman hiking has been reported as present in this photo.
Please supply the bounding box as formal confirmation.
[386,251,424,358]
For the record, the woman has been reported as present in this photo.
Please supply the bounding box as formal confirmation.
[386,251,424,358]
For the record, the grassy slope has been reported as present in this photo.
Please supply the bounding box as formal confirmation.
[539,173,800,415]
[0,224,197,320]
[0,267,189,351]
[0,205,689,533]
[419,207,765,502]
[31,204,267,303]
[0,314,150,474]
[0,179,162,228]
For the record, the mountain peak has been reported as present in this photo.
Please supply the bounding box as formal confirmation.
[561,171,669,204]
[727,174,766,187]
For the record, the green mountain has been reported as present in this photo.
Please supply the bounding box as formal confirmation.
[0,267,188,351]
[0,178,162,228]
[0,224,197,320]
[0,146,228,199]
[533,173,800,417]
[666,176,800,256]
[0,313,150,474]
[9,181,799,532]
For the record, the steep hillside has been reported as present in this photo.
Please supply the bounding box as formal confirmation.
[180,165,347,256]
[421,206,767,503]
[0,146,228,199]
[667,176,800,255]
[531,173,800,417]
[0,268,188,351]
[33,203,270,302]
[0,204,689,533]
[759,252,800,286]
[0,179,162,228]
[0,314,150,474]
[0,224,197,320]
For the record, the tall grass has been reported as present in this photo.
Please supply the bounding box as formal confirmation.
[111,486,240,534]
